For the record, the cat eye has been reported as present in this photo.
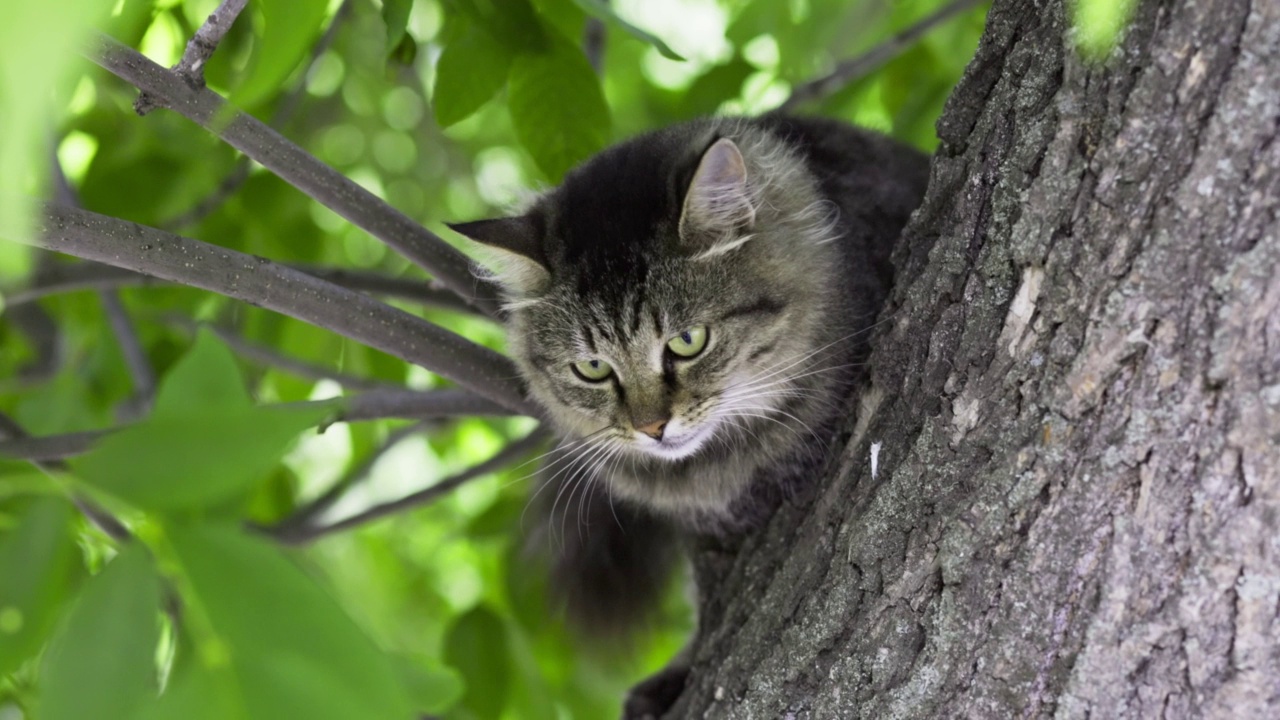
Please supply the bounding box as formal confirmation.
[571,358,614,382]
[666,326,709,358]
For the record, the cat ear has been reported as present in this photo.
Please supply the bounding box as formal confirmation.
[679,137,756,250]
[448,215,551,297]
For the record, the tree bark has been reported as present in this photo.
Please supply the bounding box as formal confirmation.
[671,0,1279,716]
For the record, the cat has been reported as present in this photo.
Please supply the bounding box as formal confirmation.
[450,114,929,716]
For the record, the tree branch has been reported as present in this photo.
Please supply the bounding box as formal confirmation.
[88,34,502,316]
[26,202,534,414]
[3,260,485,316]
[101,290,156,419]
[777,0,986,112]
[270,426,551,544]
[0,389,515,462]
[270,421,432,535]
[135,0,248,114]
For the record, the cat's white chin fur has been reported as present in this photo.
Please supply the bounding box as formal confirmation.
[633,420,718,461]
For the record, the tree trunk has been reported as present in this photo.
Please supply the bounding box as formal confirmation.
[670,0,1280,716]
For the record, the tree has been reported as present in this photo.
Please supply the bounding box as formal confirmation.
[665,0,1280,716]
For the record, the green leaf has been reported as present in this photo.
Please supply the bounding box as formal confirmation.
[71,331,334,513]
[444,606,511,720]
[71,404,331,514]
[168,524,414,719]
[569,0,684,61]
[433,19,514,128]
[679,55,755,117]
[39,543,161,720]
[152,330,251,417]
[394,654,465,714]
[508,35,611,181]
[233,0,330,109]
[382,0,413,52]
[451,0,547,53]
[0,497,79,677]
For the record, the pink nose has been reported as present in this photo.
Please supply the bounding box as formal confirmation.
[636,419,667,440]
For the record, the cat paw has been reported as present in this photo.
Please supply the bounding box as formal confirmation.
[621,663,689,720]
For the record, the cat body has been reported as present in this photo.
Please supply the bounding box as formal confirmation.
[452,115,928,635]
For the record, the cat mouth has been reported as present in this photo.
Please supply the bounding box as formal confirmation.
[636,425,713,461]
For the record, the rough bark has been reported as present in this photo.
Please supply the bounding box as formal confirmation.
[671,0,1279,717]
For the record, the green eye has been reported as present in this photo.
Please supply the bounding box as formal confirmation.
[571,358,613,382]
[667,326,709,358]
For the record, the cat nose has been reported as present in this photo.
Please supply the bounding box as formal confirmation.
[635,418,668,440]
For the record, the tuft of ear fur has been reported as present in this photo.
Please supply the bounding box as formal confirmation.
[447,216,550,298]
[679,137,756,257]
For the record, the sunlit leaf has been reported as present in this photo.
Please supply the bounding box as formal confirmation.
[233,0,329,108]
[168,524,415,719]
[394,654,465,714]
[508,34,611,181]
[434,19,514,128]
[39,543,161,720]
[71,332,334,513]
[382,0,414,52]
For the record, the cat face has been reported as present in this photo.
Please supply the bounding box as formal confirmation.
[452,120,845,476]
[507,252,796,462]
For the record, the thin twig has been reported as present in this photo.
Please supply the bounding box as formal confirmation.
[0,390,516,462]
[271,421,433,534]
[271,427,551,544]
[29,201,533,414]
[583,17,607,74]
[163,315,403,392]
[135,0,248,114]
[0,412,131,542]
[101,291,156,419]
[777,0,986,112]
[3,261,485,316]
[159,0,354,231]
[89,34,502,316]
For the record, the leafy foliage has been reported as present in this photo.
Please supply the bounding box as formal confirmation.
[0,0,986,717]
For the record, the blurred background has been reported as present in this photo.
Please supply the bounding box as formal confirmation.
[0,0,987,717]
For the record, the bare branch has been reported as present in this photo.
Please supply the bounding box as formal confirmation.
[164,315,403,392]
[28,202,534,414]
[88,34,502,316]
[271,426,552,544]
[583,17,607,74]
[0,389,516,461]
[337,388,513,422]
[3,261,485,316]
[777,0,986,112]
[271,421,432,534]
[135,0,248,114]
[101,290,156,419]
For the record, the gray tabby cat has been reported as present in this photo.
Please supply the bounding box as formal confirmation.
[451,114,927,712]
